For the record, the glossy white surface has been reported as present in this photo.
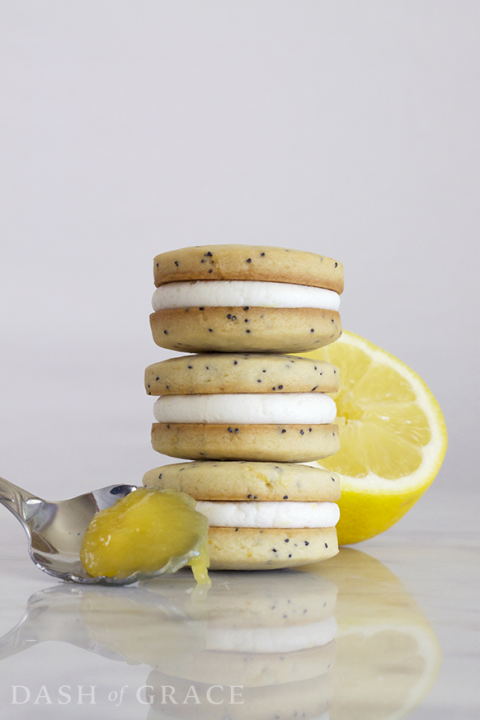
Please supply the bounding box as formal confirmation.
[0,495,478,719]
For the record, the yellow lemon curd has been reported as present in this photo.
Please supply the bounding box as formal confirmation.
[80,488,210,584]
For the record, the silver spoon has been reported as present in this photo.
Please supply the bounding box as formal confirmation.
[0,477,202,585]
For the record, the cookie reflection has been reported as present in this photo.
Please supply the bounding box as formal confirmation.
[142,570,336,720]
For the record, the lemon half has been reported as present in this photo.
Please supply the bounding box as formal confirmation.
[299,331,447,544]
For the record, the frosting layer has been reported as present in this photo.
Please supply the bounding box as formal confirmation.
[152,280,341,312]
[196,500,340,528]
[153,393,337,424]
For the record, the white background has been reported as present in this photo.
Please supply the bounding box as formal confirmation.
[1,1,479,533]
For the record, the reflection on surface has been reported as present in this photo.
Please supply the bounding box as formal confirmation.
[0,584,203,668]
[302,549,442,720]
[143,572,336,720]
[79,585,205,666]
[0,549,441,719]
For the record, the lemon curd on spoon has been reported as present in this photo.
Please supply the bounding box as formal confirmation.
[80,488,210,584]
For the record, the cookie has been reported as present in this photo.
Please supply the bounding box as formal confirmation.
[153,244,344,293]
[145,353,339,396]
[150,306,342,353]
[143,461,340,502]
[208,527,338,570]
[151,422,340,462]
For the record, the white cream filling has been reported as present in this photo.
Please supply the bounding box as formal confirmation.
[153,393,336,425]
[196,501,340,529]
[206,616,337,653]
[152,280,340,311]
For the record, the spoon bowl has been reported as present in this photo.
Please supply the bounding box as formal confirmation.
[0,476,143,584]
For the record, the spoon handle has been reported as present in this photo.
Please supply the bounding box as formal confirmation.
[0,477,40,524]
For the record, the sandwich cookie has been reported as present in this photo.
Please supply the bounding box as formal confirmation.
[144,461,340,570]
[150,245,343,353]
[148,354,340,462]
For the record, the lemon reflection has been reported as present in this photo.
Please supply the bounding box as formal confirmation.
[300,548,442,720]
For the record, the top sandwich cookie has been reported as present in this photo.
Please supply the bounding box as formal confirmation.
[150,244,343,354]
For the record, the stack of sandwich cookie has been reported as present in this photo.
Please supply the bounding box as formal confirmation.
[150,245,342,353]
[146,244,344,570]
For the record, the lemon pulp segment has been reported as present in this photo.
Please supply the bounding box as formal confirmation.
[80,488,210,584]
[298,331,447,544]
